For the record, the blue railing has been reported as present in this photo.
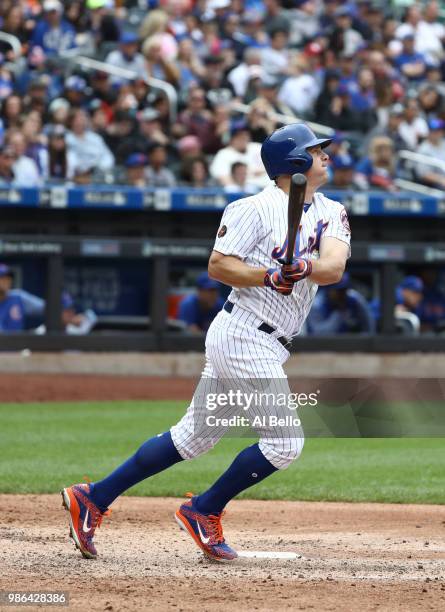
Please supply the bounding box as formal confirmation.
[0,185,444,216]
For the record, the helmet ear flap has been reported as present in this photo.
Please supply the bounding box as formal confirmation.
[288,152,313,174]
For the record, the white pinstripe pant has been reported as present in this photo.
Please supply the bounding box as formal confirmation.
[170,307,305,469]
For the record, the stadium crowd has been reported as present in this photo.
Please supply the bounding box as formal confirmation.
[1,0,445,337]
[1,0,445,190]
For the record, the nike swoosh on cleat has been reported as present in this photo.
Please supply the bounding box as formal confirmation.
[83,509,92,533]
[197,521,210,544]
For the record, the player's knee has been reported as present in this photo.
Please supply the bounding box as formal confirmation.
[170,425,218,460]
[259,436,304,470]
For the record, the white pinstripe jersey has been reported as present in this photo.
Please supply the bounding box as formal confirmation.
[213,183,351,339]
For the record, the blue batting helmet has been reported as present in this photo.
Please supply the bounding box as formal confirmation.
[261,123,332,179]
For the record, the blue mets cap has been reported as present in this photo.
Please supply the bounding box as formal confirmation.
[61,291,74,309]
[332,153,354,170]
[0,263,13,277]
[120,31,139,45]
[65,75,87,91]
[125,153,147,168]
[399,276,423,292]
[196,272,220,290]
[428,118,445,131]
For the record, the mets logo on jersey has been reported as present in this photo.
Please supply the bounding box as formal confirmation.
[272,219,329,260]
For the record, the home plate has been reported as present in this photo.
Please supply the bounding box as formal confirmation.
[237,551,303,560]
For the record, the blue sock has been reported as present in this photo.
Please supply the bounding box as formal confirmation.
[194,443,277,515]
[89,431,183,511]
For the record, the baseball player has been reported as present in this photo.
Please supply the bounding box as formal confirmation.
[62,123,351,562]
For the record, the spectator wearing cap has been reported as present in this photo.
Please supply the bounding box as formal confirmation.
[124,153,148,188]
[105,31,146,85]
[43,125,78,182]
[329,5,365,57]
[5,129,42,187]
[278,53,320,117]
[177,272,225,333]
[63,76,88,109]
[393,33,427,82]
[0,264,24,333]
[0,145,17,185]
[326,153,355,190]
[66,108,114,173]
[398,98,429,150]
[224,161,259,195]
[145,144,176,188]
[355,136,398,192]
[307,272,375,335]
[31,0,77,56]
[396,276,424,316]
[48,98,71,127]
[210,122,267,188]
[416,119,445,189]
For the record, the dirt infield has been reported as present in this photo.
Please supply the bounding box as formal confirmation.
[0,373,196,402]
[0,495,444,611]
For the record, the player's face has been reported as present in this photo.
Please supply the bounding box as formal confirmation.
[306,145,329,186]
[198,288,219,309]
[0,275,12,296]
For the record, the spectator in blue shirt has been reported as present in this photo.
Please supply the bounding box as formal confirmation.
[0,264,24,332]
[31,0,77,57]
[394,33,427,82]
[177,272,225,333]
[307,272,375,335]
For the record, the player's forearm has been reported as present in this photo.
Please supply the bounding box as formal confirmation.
[209,254,266,287]
[308,257,345,286]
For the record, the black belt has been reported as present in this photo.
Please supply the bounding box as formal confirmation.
[223,301,292,349]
